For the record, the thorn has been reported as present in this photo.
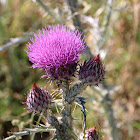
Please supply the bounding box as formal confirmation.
[21,102,26,105]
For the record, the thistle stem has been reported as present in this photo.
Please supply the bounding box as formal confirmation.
[58,80,88,139]
[66,82,88,103]
[61,80,73,129]
[46,114,67,140]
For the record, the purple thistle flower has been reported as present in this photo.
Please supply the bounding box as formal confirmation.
[79,54,105,85]
[25,83,52,113]
[26,25,86,80]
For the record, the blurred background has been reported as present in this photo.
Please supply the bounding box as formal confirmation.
[0,0,140,140]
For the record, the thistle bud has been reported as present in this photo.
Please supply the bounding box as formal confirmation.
[79,54,105,85]
[25,83,52,113]
[80,127,99,140]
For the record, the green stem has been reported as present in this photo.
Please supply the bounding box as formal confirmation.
[61,80,73,129]
[66,82,88,103]
[31,113,43,140]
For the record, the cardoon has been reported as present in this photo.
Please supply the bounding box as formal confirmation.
[25,83,52,113]
[26,25,86,80]
[79,54,105,85]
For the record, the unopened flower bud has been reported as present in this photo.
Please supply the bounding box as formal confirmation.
[79,54,105,85]
[80,127,99,140]
[25,83,52,113]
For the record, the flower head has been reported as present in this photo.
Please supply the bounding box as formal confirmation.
[26,25,86,80]
[25,83,52,113]
[79,54,105,85]
[80,127,99,140]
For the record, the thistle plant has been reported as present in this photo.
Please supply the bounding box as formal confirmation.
[24,25,105,140]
